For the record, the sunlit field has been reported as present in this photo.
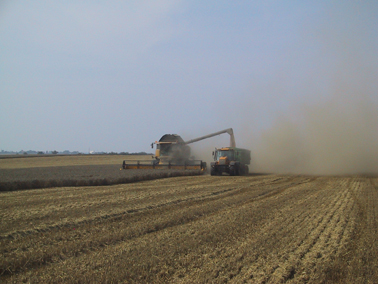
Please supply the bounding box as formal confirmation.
[1,156,377,283]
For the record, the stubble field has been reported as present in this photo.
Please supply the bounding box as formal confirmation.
[0,155,377,283]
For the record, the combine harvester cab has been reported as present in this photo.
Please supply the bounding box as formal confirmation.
[122,128,236,172]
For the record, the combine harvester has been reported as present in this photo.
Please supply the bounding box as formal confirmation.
[122,128,236,171]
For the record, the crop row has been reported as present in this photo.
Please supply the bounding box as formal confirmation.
[0,165,202,191]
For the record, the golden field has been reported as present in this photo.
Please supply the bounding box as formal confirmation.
[0,155,377,283]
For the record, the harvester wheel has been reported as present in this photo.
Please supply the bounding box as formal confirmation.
[211,168,216,176]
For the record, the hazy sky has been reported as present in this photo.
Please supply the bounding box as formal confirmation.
[1,1,377,172]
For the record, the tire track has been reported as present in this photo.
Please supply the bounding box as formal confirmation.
[235,179,332,282]
[167,177,325,283]
[29,176,315,283]
[0,175,303,240]
[0,175,307,277]
[273,178,355,283]
[226,177,356,283]
[0,186,237,241]
[1,175,365,283]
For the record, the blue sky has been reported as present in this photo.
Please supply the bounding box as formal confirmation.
[1,1,377,173]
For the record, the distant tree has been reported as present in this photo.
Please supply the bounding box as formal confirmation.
[52,150,58,155]
[37,151,44,155]
[129,152,150,155]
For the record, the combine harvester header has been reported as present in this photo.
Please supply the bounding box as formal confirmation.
[122,128,235,171]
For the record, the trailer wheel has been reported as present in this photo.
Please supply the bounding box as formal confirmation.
[239,165,247,175]
[229,166,235,176]
[235,165,240,176]
[244,165,249,175]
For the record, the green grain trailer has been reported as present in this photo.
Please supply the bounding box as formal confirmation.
[210,147,251,176]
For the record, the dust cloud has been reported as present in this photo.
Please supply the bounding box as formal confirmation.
[251,2,378,175]
[252,95,378,175]
[186,2,378,175]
